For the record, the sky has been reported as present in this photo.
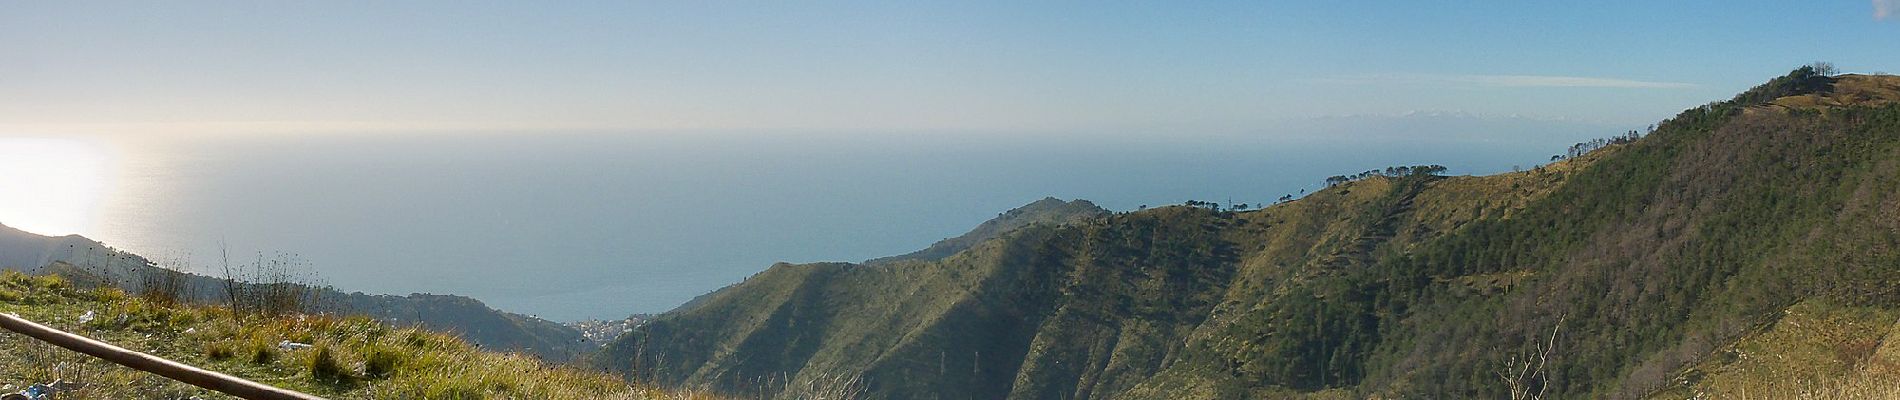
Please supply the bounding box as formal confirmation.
[1,2,1898,318]
[2,1,1896,137]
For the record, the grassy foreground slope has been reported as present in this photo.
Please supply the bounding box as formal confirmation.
[598,68,1900,399]
[0,271,667,399]
[0,224,592,363]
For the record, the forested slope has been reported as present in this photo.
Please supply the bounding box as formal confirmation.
[594,68,1900,399]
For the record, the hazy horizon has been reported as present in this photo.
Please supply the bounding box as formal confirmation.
[5,113,1618,321]
[4,1,1898,321]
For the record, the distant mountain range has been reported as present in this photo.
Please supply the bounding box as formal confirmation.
[0,222,591,362]
[591,67,1900,399]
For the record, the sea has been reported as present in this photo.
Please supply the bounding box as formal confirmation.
[67,115,1610,321]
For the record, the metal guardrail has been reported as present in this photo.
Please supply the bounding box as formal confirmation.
[0,313,327,400]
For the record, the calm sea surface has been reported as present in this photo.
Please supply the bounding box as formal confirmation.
[86,118,1608,321]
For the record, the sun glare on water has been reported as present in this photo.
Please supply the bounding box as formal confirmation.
[0,138,114,236]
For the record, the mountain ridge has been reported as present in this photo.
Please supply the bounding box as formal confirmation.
[866,197,1109,265]
[592,67,1900,399]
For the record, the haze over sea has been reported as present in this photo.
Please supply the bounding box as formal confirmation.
[7,1,1890,321]
[48,116,1606,321]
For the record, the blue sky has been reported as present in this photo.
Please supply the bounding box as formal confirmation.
[3,1,1896,137]
[3,2,1898,317]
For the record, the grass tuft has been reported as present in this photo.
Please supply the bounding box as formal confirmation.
[205,341,236,360]
[306,344,354,385]
[364,344,402,379]
[0,271,667,399]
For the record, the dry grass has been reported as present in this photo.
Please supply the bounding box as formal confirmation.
[0,270,688,399]
[1766,74,1900,111]
[1650,300,1900,400]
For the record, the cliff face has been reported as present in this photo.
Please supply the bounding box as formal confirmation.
[596,72,1900,399]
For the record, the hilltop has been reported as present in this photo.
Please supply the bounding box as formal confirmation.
[866,197,1109,265]
[592,67,1900,399]
[0,224,120,277]
[1765,73,1900,111]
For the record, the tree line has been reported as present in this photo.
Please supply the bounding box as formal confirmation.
[1324,164,1449,187]
[1553,130,1646,161]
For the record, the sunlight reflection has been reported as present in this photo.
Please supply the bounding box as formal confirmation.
[0,137,114,236]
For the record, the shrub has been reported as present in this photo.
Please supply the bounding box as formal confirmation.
[307,344,354,384]
[30,273,68,290]
[364,346,403,379]
[249,340,277,365]
[138,267,192,306]
[206,342,237,360]
[220,252,326,316]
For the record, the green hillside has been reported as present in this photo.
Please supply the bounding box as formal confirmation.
[865,197,1110,265]
[591,67,1900,399]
